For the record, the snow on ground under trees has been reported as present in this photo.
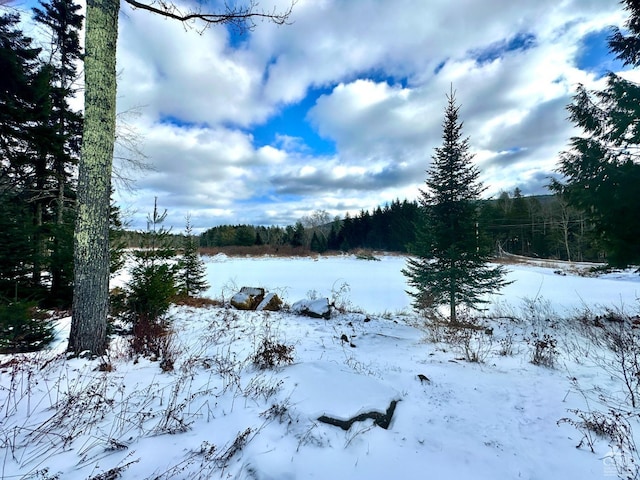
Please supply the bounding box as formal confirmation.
[1,254,640,479]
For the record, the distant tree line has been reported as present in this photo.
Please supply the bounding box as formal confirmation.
[198,199,421,254]
[195,193,609,262]
[480,189,598,262]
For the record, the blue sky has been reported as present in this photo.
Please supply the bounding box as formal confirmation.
[12,0,633,232]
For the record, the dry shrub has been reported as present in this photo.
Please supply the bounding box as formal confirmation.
[445,324,493,363]
[558,407,639,479]
[252,338,294,370]
[527,332,558,368]
[577,309,640,408]
[131,319,179,371]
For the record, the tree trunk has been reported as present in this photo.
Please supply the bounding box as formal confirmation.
[33,201,43,285]
[69,0,119,355]
[449,260,456,324]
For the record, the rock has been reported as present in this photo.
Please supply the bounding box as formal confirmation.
[256,292,283,311]
[291,298,332,319]
[230,287,265,310]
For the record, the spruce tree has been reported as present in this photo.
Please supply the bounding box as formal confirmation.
[0,14,47,300]
[290,221,305,247]
[33,0,84,305]
[177,214,209,297]
[403,90,509,323]
[126,198,177,325]
[310,231,327,253]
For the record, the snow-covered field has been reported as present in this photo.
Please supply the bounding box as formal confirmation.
[2,254,640,479]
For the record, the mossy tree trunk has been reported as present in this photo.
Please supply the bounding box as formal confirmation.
[69,0,119,355]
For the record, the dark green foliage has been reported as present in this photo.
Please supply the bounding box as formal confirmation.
[46,218,74,307]
[199,224,285,249]
[0,5,82,307]
[126,199,177,320]
[177,215,209,296]
[403,90,509,323]
[183,192,605,260]
[0,14,41,168]
[327,224,340,250]
[478,191,596,261]
[608,0,640,69]
[33,0,83,305]
[124,200,177,356]
[109,196,128,275]
[553,79,640,267]
[310,231,327,253]
[235,225,257,246]
[0,301,54,353]
[333,200,419,253]
[552,1,640,268]
[290,221,305,247]
[0,190,35,300]
[127,263,176,323]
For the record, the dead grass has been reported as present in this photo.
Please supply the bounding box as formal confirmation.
[173,295,222,308]
[200,245,317,258]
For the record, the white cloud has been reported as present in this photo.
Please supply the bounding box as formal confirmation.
[16,0,630,230]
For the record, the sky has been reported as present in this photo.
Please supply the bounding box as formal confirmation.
[11,0,637,232]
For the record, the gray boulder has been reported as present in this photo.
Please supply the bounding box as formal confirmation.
[291,298,331,319]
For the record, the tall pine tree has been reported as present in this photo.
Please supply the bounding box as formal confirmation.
[33,0,84,305]
[552,0,640,268]
[0,14,44,300]
[403,90,508,323]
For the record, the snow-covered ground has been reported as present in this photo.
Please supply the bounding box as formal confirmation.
[1,254,640,479]
[203,253,640,315]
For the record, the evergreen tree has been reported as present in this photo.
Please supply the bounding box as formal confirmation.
[552,0,640,268]
[0,13,41,179]
[0,14,48,301]
[403,90,509,323]
[109,194,127,275]
[235,225,256,246]
[33,0,83,305]
[339,213,354,251]
[125,198,177,352]
[327,224,340,251]
[177,214,209,297]
[255,231,264,246]
[310,231,327,253]
[0,189,35,300]
[290,221,305,247]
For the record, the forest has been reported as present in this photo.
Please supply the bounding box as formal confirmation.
[197,191,599,263]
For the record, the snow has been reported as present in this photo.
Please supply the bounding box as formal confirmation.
[1,254,639,479]
[205,254,640,315]
[290,298,331,318]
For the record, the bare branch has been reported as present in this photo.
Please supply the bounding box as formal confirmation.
[122,0,295,32]
[113,107,156,193]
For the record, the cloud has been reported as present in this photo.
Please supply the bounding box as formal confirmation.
[17,0,630,231]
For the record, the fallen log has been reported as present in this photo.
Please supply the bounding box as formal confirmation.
[317,399,399,430]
